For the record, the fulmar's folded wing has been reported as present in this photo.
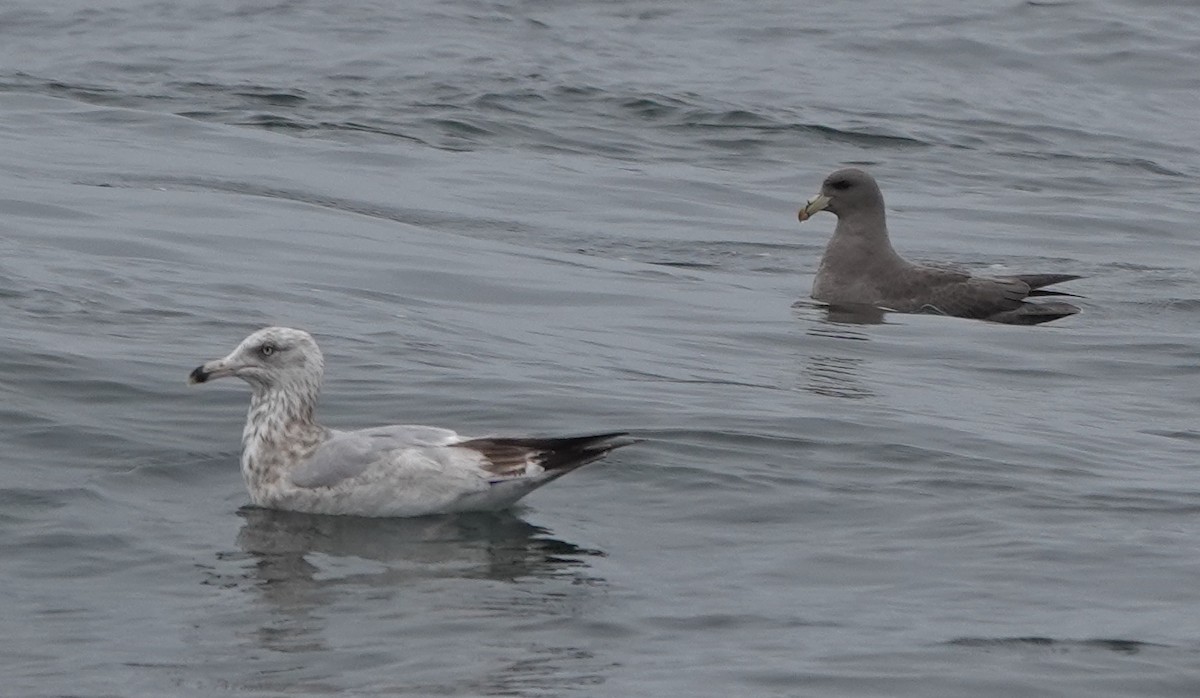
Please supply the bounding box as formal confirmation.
[917,275,1079,325]
[916,276,1029,319]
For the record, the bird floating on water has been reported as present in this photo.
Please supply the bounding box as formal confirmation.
[189,326,632,517]
[797,168,1081,325]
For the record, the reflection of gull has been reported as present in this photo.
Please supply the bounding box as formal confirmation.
[210,507,605,663]
[188,327,632,517]
[234,507,601,583]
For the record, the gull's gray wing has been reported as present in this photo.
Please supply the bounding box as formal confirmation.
[289,425,464,489]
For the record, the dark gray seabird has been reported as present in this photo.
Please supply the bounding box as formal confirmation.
[797,168,1081,325]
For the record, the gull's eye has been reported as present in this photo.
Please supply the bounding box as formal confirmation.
[829,179,851,191]
[259,343,277,357]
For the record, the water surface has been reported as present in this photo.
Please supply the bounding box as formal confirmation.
[2,1,1200,695]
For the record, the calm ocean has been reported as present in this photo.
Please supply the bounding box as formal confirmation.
[2,1,1199,695]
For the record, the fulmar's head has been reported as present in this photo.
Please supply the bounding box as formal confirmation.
[189,326,324,394]
[797,168,885,222]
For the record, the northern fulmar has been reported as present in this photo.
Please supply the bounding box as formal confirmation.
[797,168,1081,325]
[189,327,632,517]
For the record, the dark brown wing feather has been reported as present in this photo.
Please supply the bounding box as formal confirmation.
[458,432,632,479]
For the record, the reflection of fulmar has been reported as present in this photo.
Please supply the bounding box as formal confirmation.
[797,168,1080,325]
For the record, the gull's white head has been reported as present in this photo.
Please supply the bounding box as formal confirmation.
[189,326,324,394]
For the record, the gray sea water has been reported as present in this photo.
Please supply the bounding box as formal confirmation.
[3,1,1200,695]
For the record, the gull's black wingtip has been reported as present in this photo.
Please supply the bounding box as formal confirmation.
[188,365,209,384]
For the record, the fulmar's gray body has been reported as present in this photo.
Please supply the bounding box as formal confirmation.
[799,168,1080,325]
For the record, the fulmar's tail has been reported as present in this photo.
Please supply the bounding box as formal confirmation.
[1012,273,1081,289]
[988,300,1081,325]
[1010,273,1083,298]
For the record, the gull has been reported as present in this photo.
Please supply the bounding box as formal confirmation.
[189,327,632,517]
[797,168,1081,324]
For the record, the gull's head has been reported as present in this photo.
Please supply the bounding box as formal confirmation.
[189,326,323,393]
[797,168,884,222]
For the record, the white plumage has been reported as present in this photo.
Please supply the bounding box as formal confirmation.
[189,327,631,517]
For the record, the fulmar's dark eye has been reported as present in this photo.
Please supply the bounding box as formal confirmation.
[829,179,851,191]
[259,343,277,357]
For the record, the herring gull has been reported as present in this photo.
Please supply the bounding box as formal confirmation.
[189,327,632,517]
[797,168,1081,325]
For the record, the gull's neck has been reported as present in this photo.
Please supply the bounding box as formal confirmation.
[240,378,327,503]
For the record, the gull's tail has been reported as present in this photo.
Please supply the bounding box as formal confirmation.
[461,432,636,479]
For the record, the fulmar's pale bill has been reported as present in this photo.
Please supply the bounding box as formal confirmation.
[797,168,1081,325]
[189,327,632,517]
